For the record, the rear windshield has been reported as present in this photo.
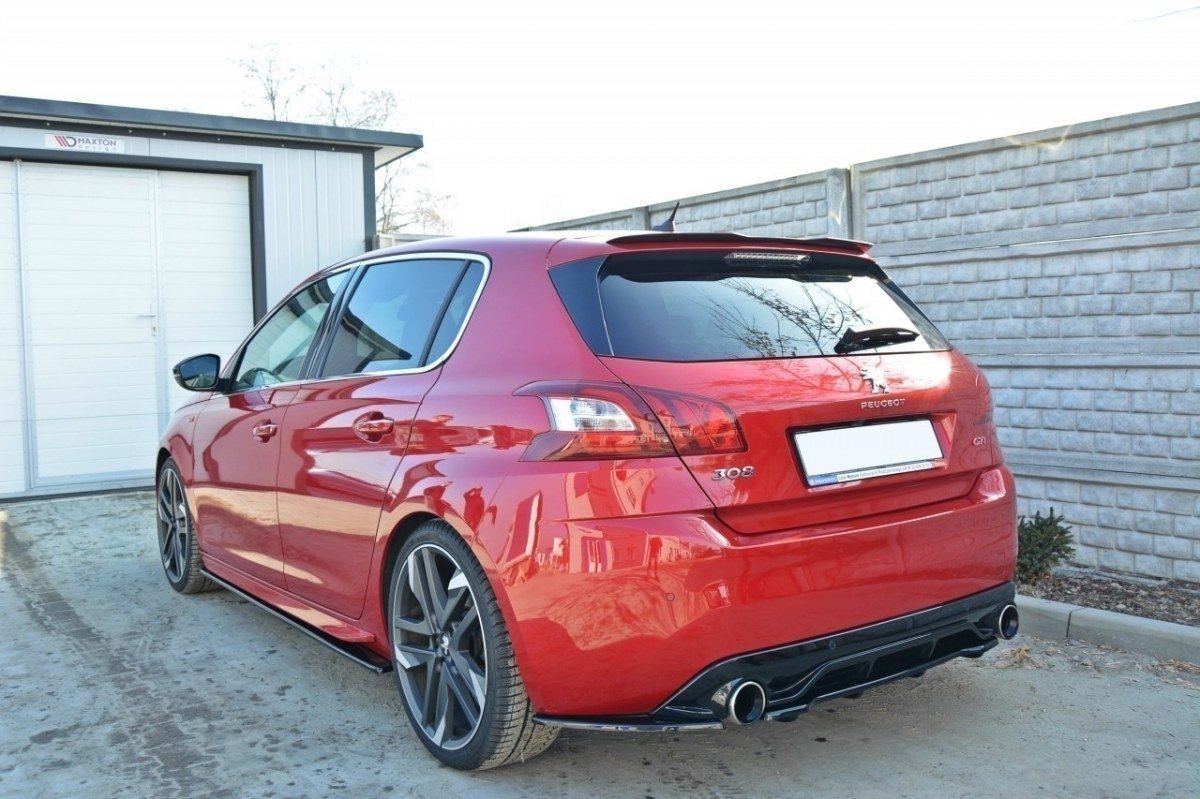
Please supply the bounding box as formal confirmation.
[556,251,949,362]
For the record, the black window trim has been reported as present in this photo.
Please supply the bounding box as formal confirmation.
[304,252,491,383]
[302,263,369,382]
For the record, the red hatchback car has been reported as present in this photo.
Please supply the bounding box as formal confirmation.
[159,231,1019,770]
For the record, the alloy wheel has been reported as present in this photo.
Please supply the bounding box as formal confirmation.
[156,468,189,583]
[391,544,488,751]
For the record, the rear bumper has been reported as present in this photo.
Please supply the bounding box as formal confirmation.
[507,465,1017,717]
[536,581,1014,731]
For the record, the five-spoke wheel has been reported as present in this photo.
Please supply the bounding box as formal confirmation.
[392,543,488,751]
[155,458,215,594]
[157,467,189,584]
[388,521,558,769]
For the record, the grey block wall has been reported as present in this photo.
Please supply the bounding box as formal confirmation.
[538,169,854,239]
[530,102,1200,583]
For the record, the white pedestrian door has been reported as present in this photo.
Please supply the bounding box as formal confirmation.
[21,163,161,484]
[4,161,252,492]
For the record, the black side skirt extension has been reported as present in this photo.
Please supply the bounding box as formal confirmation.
[201,570,393,674]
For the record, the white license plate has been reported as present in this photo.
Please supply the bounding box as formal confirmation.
[795,419,943,487]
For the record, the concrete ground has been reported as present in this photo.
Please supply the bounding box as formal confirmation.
[1,492,1198,799]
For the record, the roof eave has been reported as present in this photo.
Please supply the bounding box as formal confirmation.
[374,145,419,168]
[0,94,423,161]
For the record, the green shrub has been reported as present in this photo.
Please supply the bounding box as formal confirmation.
[1017,507,1075,584]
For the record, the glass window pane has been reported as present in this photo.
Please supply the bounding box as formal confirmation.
[596,253,948,362]
[233,272,346,390]
[319,259,465,378]
[425,262,484,364]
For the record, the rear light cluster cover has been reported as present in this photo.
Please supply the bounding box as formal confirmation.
[515,381,745,461]
[637,387,745,456]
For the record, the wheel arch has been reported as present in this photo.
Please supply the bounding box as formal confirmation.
[379,510,440,621]
[156,443,195,502]
[156,447,172,476]
[374,505,516,653]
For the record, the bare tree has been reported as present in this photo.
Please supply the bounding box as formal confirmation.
[235,45,305,122]
[376,165,450,233]
[309,61,397,129]
[237,45,450,235]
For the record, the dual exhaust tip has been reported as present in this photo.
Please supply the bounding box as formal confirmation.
[711,604,1018,726]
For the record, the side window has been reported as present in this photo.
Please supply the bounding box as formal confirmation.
[233,272,347,391]
[319,259,477,378]
[425,262,484,363]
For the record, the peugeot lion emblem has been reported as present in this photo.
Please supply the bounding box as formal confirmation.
[861,367,889,394]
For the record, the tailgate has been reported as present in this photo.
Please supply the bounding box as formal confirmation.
[602,349,997,534]
[550,245,1000,535]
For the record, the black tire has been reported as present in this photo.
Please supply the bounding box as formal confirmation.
[388,520,559,770]
[156,458,217,594]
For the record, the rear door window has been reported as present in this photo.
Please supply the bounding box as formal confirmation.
[587,252,948,362]
[425,261,485,360]
[318,258,479,377]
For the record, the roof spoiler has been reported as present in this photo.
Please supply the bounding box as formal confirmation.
[605,232,873,255]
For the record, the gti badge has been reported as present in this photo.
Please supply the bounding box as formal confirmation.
[861,366,889,394]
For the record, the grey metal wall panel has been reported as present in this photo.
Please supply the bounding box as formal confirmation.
[143,139,365,304]
[313,149,366,264]
[0,127,371,309]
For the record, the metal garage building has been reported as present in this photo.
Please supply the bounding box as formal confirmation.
[0,95,422,499]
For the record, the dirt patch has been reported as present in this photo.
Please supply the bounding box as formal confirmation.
[1021,570,1200,627]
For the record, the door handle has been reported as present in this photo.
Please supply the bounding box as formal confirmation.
[353,413,395,442]
[251,421,279,441]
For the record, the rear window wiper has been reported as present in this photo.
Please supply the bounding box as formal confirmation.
[834,326,920,355]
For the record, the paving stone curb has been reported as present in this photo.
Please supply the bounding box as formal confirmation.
[1016,593,1200,664]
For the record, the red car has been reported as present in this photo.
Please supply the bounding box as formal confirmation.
[159,231,1019,770]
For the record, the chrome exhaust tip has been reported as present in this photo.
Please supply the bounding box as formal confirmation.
[711,679,767,726]
[997,604,1020,640]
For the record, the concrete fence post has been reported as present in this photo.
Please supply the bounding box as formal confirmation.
[825,168,853,238]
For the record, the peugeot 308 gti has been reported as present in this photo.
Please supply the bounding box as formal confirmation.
[158,231,1019,770]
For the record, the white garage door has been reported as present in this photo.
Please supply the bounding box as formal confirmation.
[0,161,21,494]
[0,161,252,494]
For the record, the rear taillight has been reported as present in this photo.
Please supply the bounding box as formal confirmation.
[973,373,1002,465]
[515,381,746,461]
[515,381,674,461]
[975,371,995,426]
[634,387,747,455]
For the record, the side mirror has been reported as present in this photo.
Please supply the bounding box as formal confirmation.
[173,354,222,392]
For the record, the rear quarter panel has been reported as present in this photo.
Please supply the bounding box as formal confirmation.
[364,241,714,658]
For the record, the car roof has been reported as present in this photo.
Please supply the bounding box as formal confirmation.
[322,230,875,274]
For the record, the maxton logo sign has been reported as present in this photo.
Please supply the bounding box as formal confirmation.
[43,133,126,154]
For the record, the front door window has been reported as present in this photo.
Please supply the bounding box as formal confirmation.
[233,272,347,391]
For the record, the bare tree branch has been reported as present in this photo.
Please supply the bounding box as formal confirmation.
[236,46,450,234]
[236,44,306,122]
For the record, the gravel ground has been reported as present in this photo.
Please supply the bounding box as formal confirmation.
[1022,570,1200,627]
[2,492,1199,798]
